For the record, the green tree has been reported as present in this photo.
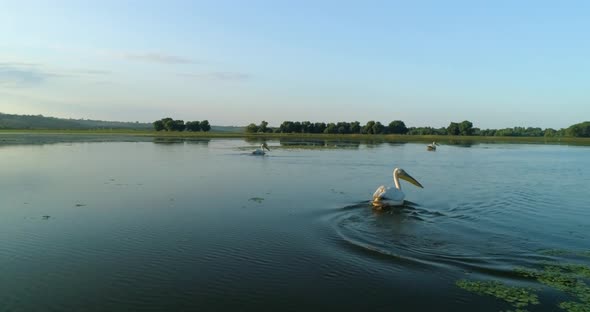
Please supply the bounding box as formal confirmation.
[336,122,350,134]
[301,121,312,133]
[185,121,201,131]
[480,129,496,136]
[153,120,165,131]
[388,120,408,134]
[350,121,361,134]
[372,121,385,134]
[279,121,294,133]
[258,120,269,133]
[313,122,326,133]
[245,123,259,133]
[525,127,543,137]
[495,128,514,136]
[408,126,438,135]
[459,120,473,135]
[164,120,173,131]
[175,120,186,131]
[200,120,211,132]
[447,122,460,135]
[566,121,590,137]
[324,123,337,134]
[544,128,557,137]
[362,121,376,134]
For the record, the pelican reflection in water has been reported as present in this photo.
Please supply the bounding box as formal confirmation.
[372,168,423,208]
[252,143,270,155]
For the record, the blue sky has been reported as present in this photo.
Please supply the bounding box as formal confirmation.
[1,0,588,128]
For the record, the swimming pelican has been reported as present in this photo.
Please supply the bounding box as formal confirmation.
[427,141,439,151]
[372,168,423,207]
[252,143,270,155]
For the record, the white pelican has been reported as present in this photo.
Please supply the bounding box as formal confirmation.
[427,141,439,151]
[372,168,423,207]
[252,143,270,155]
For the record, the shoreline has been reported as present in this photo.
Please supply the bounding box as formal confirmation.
[1,129,589,145]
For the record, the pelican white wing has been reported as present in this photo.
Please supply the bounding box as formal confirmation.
[372,185,387,201]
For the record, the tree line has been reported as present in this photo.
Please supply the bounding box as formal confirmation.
[245,120,590,138]
[0,113,151,130]
[246,120,410,134]
[153,118,211,132]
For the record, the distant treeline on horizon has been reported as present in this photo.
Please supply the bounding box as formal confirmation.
[0,112,152,130]
[1,113,588,137]
[243,120,590,138]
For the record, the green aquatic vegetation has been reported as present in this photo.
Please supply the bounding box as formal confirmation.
[456,280,539,309]
[459,260,590,311]
[564,264,590,279]
[515,262,590,311]
[248,197,265,203]
[516,265,580,292]
[560,301,590,312]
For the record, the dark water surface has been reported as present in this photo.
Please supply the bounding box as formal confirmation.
[1,137,589,311]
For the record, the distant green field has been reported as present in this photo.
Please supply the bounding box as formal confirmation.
[1,129,590,145]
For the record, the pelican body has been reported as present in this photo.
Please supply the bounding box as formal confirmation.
[252,143,270,155]
[372,168,423,207]
[427,141,439,151]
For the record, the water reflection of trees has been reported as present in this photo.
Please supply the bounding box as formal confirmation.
[279,139,361,149]
[0,134,155,148]
[444,140,475,148]
[152,137,210,145]
[244,137,267,144]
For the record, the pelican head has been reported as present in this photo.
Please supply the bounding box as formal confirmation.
[262,143,270,151]
[394,168,424,188]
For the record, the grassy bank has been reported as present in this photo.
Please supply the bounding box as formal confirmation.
[1,129,590,145]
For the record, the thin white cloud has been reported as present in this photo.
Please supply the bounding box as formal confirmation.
[114,52,195,64]
[72,69,112,75]
[0,62,41,67]
[0,65,51,87]
[0,62,112,87]
[178,72,250,81]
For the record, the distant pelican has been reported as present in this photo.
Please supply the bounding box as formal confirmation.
[427,141,439,151]
[252,143,270,155]
[372,168,423,207]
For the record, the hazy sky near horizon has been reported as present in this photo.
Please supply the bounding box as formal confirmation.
[1,1,589,128]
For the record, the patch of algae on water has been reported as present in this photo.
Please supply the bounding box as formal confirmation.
[248,197,265,203]
[515,262,590,312]
[457,250,590,312]
[456,280,539,311]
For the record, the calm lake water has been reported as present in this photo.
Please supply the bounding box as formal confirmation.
[1,136,589,311]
